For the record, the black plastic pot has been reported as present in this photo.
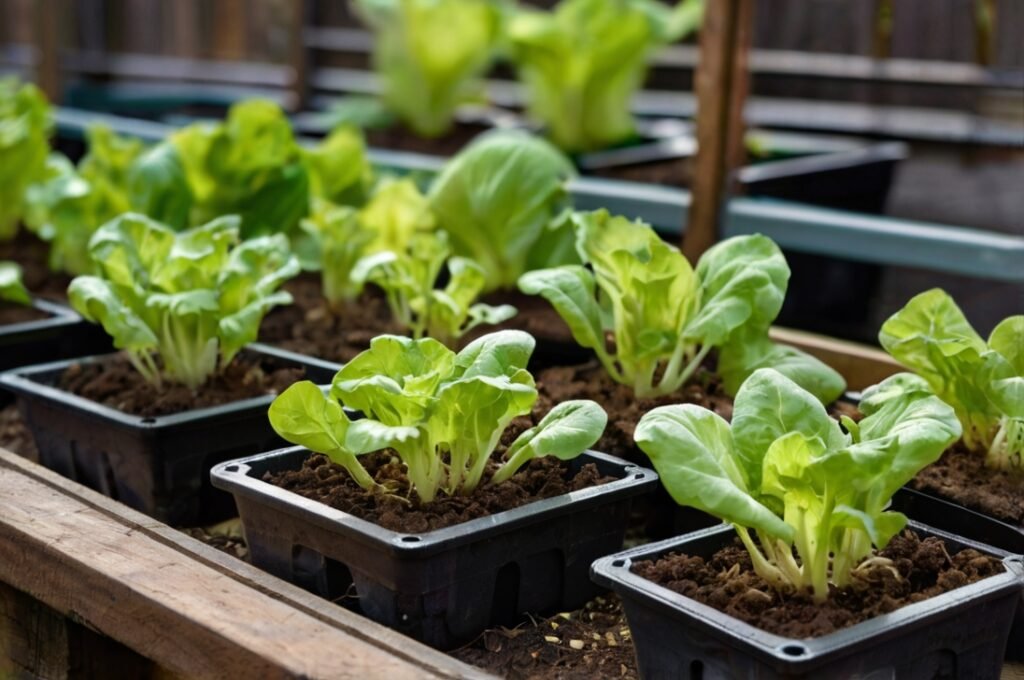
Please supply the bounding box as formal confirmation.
[0,343,339,526]
[0,299,112,372]
[211,445,659,649]
[893,487,1024,662]
[592,522,1023,680]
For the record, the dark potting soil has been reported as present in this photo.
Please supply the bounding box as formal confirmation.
[533,361,732,465]
[264,446,613,533]
[477,290,578,350]
[0,403,38,461]
[632,529,1005,639]
[0,302,49,325]
[180,518,250,562]
[56,352,305,418]
[589,157,693,188]
[258,274,403,363]
[911,442,1024,527]
[452,594,638,680]
[0,230,71,300]
[365,121,493,158]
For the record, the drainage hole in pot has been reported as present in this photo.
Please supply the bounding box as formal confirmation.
[633,472,645,479]
[689,660,703,680]
[224,464,240,473]
[612,559,627,568]
[141,417,156,425]
[780,644,808,657]
[399,535,421,543]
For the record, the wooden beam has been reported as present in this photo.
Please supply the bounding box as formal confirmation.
[0,449,493,680]
[769,326,903,392]
[683,0,753,261]
[33,0,61,103]
[287,0,310,112]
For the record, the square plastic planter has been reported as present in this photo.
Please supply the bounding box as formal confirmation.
[0,343,339,526]
[893,487,1024,662]
[211,446,659,649]
[592,522,1023,680]
[0,299,112,372]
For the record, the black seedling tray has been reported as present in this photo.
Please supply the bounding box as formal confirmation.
[592,522,1023,680]
[0,343,339,526]
[893,487,1024,661]
[0,299,112,372]
[211,446,659,649]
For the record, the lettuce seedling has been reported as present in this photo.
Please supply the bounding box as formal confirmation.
[519,210,845,402]
[429,130,579,292]
[636,368,960,602]
[507,0,703,152]
[880,288,1024,471]
[270,331,606,504]
[0,79,51,239]
[0,262,31,306]
[300,178,436,306]
[25,126,193,276]
[68,213,298,389]
[352,232,517,347]
[353,0,506,137]
[172,100,309,240]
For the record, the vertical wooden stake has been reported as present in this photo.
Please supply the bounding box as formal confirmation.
[288,0,310,112]
[33,0,61,103]
[683,0,754,262]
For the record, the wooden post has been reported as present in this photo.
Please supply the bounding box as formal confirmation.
[33,0,61,103]
[288,0,310,112]
[683,0,754,262]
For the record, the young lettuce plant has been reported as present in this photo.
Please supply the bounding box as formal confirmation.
[428,130,579,292]
[352,0,506,137]
[300,178,436,307]
[25,127,193,275]
[507,0,703,152]
[68,213,299,389]
[0,262,31,306]
[879,288,1024,471]
[0,79,51,239]
[172,100,309,240]
[635,368,961,602]
[519,210,845,403]
[269,331,607,504]
[352,232,516,347]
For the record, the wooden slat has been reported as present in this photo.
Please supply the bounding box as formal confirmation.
[769,326,903,392]
[0,449,493,680]
[683,0,753,260]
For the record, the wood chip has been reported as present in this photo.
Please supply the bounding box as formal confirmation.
[569,639,584,650]
[558,612,572,621]
[549,621,559,629]
[544,635,559,644]
[605,632,618,647]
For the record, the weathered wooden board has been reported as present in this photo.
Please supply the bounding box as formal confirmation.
[769,326,903,392]
[0,449,493,680]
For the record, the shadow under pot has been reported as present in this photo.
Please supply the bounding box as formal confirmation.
[592,522,1023,680]
[211,446,659,650]
[0,299,113,372]
[0,343,339,526]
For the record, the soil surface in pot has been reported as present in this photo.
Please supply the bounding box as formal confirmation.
[259,274,402,363]
[366,121,492,157]
[452,594,638,680]
[264,445,613,533]
[632,529,1005,639]
[589,157,693,188]
[0,403,38,461]
[259,273,582,365]
[0,303,50,325]
[56,352,305,418]
[0,230,71,300]
[911,442,1024,527]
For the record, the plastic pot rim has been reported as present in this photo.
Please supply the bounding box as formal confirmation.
[591,520,1024,668]
[212,445,659,559]
[0,342,340,430]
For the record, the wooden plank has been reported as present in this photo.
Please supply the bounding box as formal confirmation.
[32,0,60,103]
[683,0,753,260]
[769,326,902,392]
[287,0,310,112]
[0,449,493,680]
